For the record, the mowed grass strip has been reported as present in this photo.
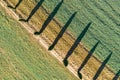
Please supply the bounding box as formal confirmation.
[5,0,119,80]
[0,4,79,80]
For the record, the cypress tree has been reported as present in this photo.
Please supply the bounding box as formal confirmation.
[34,0,64,35]
[48,12,77,50]
[8,0,22,9]
[93,52,112,80]
[77,40,100,79]
[63,22,92,66]
[19,0,44,22]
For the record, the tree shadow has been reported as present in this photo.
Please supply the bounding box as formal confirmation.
[19,0,44,22]
[48,12,77,50]
[63,59,68,66]
[77,40,100,79]
[34,0,63,35]
[63,22,92,66]
[93,52,112,80]
[8,0,22,9]
[112,70,120,80]
[77,70,82,79]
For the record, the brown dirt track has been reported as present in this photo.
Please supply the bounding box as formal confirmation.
[1,0,119,80]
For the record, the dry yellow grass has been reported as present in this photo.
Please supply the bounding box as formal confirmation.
[5,0,119,80]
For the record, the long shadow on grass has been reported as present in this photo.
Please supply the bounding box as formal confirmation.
[93,52,112,80]
[8,0,22,9]
[19,0,44,22]
[63,22,92,67]
[112,70,120,80]
[48,12,77,50]
[77,40,100,79]
[34,0,63,35]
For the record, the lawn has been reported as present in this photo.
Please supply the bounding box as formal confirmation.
[2,0,119,79]
[0,5,78,80]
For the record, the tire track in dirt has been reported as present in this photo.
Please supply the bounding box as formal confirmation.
[0,0,83,80]
[1,0,119,80]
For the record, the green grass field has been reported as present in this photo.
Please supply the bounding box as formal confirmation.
[37,0,120,72]
[0,5,78,80]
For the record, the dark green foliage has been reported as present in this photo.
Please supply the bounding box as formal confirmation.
[19,0,44,22]
[113,70,120,80]
[93,52,112,80]
[77,71,82,79]
[64,22,92,66]
[8,0,22,9]
[78,40,100,72]
[34,0,63,35]
[63,59,68,67]
[48,45,54,50]
[7,5,14,9]
[19,19,28,22]
[34,32,40,35]
[48,12,77,50]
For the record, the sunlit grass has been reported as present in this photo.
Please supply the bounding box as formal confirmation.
[0,5,78,80]
[3,0,120,79]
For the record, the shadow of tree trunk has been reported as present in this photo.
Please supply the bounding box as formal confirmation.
[113,70,120,80]
[63,22,92,66]
[34,0,63,35]
[93,52,112,80]
[77,40,100,79]
[19,0,44,22]
[48,12,77,50]
[8,0,22,9]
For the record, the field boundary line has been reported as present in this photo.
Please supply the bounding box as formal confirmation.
[40,2,115,75]
[0,0,82,79]
[0,0,117,79]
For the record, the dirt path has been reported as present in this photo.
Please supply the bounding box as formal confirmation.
[1,0,119,80]
[0,0,85,80]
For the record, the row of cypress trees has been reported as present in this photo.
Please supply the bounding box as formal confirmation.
[5,0,119,80]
